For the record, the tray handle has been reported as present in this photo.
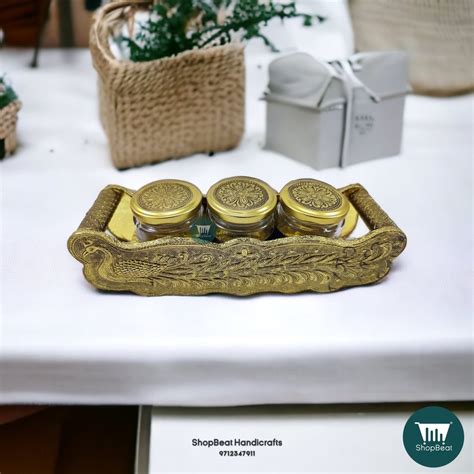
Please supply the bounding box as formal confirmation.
[342,184,400,231]
[77,185,128,233]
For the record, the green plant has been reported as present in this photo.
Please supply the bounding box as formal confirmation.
[123,0,323,62]
[0,77,18,109]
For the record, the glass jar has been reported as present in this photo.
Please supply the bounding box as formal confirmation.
[277,178,349,237]
[206,176,278,242]
[130,179,203,241]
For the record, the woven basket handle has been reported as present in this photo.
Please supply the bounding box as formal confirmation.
[90,0,150,67]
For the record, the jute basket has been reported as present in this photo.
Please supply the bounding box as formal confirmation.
[0,100,21,156]
[349,0,474,96]
[90,1,245,169]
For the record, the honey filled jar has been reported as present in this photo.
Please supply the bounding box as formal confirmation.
[206,176,278,242]
[130,179,203,241]
[277,178,349,237]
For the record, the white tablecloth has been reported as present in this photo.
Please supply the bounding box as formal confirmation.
[0,39,472,406]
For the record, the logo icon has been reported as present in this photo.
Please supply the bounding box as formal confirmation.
[190,216,216,242]
[403,406,464,468]
[414,422,451,445]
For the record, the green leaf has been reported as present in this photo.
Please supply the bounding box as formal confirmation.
[0,80,18,109]
[121,0,322,62]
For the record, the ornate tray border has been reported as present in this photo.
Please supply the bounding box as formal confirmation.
[67,184,406,296]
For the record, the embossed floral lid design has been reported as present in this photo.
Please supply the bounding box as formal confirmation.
[279,178,349,225]
[130,179,202,225]
[206,176,277,224]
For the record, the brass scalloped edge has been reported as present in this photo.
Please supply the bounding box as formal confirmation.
[67,184,407,296]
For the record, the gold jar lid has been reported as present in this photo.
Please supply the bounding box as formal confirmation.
[279,179,349,225]
[130,179,202,225]
[207,176,278,225]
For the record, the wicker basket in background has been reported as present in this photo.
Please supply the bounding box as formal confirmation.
[0,100,21,158]
[90,1,245,169]
[349,0,474,96]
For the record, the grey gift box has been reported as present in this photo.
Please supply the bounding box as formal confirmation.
[264,51,410,169]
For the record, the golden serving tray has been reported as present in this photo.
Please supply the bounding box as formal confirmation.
[67,184,406,296]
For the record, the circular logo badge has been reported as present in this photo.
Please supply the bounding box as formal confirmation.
[403,406,464,468]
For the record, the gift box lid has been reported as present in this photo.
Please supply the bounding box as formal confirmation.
[265,52,346,110]
[335,51,410,100]
[265,51,410,110]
